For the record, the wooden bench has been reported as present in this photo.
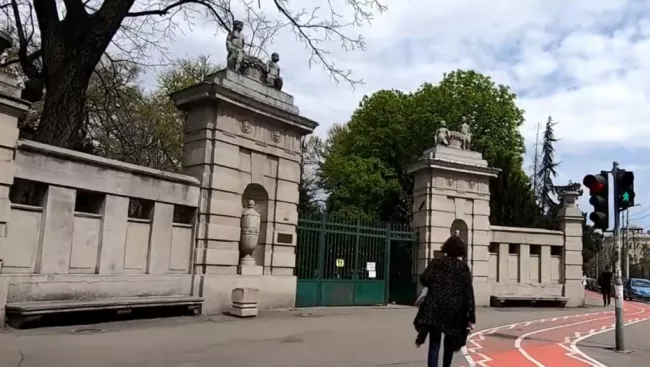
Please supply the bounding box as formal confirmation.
[5,295,203,328]
[490,295,568,307]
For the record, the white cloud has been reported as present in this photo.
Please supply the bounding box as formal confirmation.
[148,0,650,226]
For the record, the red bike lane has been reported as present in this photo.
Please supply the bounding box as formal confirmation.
[462,292,650,367]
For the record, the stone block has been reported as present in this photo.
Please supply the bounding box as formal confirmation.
[271,251,296,268]
[422,145,488,166]
[277,158,300,183]
[211,165,242,193]
[238,264,263,275]
[37,186,76,274]
[184,104,217,132]
[204,248,240,266]
[274,201,298,225]
[0,123,18,149]
[271,267,294,276]
[184,164,211,187]
[213,140,240,170]
[98,195,129,274]
[468,229,488,246]
[0,158,13,186]
[276,180,299,204]
[183,139,211,167]
[230,287,259,318]
[148,202,174,274]
[197,222,240,242]
[250,152,267,185]
[564,235,582,251]
[565,250,582,266]
[206,190,243,218]
[564,264,582,281]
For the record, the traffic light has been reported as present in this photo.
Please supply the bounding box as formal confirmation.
[583,172,609,230]
[616,170,635,211]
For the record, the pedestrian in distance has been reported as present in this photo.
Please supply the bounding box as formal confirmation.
[413,236,476,367]
[598,265,613,306]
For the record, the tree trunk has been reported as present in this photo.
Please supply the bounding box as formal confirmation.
[32,65,91,150]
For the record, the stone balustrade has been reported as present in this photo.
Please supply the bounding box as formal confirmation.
[488,226,565,297]
[1,140,200,307]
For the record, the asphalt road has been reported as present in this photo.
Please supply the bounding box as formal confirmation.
[0,293,647,367]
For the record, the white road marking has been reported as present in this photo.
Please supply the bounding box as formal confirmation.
[569,313,650,367]
[514,302,647,367]
[462,310,617,366]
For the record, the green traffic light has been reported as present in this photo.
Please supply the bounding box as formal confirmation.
[622,192,630,203]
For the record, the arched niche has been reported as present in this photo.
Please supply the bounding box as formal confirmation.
[242,183,269,266]
[450,219,469,263]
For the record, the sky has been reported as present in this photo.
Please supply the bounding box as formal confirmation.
[141,0,650,230]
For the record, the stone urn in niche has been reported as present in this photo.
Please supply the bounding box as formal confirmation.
[240,199,261,266]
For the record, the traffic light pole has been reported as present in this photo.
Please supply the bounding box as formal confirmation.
[612,161,625,351]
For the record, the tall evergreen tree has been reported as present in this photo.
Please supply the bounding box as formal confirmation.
[535,116,560,220]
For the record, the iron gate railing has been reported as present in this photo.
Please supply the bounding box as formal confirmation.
[295,215,418,307]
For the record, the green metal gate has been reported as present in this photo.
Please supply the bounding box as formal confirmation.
[295,215,418,307]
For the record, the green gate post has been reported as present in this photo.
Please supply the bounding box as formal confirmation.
[384,224,392,305]
[316,214,327,306]
[353,218,361,304]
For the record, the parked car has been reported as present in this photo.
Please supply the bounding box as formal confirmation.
[624,278,650,301]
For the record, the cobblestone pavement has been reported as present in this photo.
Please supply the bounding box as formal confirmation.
[0,293,647,367]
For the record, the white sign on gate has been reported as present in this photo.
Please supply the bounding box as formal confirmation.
[366,262,376,271]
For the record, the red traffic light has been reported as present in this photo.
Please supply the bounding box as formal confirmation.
[583,174,607,194]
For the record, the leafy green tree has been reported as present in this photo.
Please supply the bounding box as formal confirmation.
[320,70,541,226]
[582,212,604,269]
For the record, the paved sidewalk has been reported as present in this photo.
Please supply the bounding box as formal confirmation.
[0,305,601,367]
[578,316,650,367]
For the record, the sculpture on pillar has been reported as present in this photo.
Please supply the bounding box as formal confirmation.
[239,199,261,266]
[225,21,285,91]
[226,21,246,73]
[264,52,283,90]
[435,120,450,146]
[459,118,472,151]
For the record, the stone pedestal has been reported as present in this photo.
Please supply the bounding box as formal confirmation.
[229,287,259,317]
[172,69,317,313]
[408,144,500,306]
[238,264,263,275]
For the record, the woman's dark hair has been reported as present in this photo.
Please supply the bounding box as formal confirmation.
[441,235,466,258]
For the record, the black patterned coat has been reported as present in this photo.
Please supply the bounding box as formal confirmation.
[413,256,476,351]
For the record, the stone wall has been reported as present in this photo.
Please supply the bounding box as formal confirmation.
[0,140,201,320]
[487,225,566,303]
[0,66,317,320]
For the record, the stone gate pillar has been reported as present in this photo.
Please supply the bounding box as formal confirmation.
[408,129,500,307]
[172,68,317,314]
[0,31,31,322]
[557,190,585,307]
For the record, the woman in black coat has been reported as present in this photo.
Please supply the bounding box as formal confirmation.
[413,235,476,367]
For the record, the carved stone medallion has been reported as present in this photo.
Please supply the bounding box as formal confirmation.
[241,120,252,134]
[272,130,281,143]
[469,180,476,189]
[446,177,454,187]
